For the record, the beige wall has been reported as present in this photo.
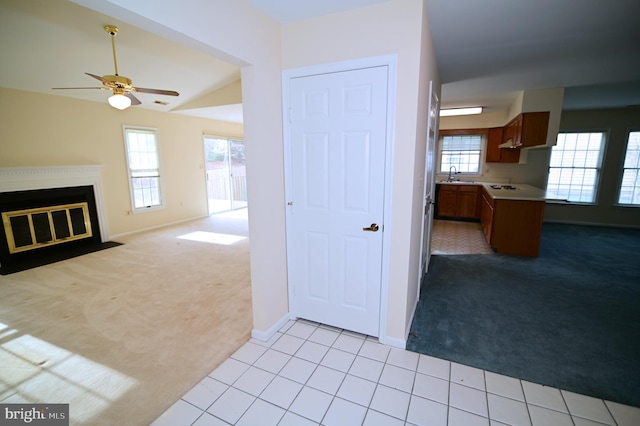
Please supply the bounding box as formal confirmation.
[282,0,439,342]
[26,0,441,343]
[0,87,243,237]
[408,1,441,335]
[544,107,640,227]
[73,0,289,337]
[439,88,563,187]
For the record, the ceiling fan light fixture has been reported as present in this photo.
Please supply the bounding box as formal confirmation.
[108,93,131,110]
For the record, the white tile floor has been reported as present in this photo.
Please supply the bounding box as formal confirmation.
[152,319,640,426]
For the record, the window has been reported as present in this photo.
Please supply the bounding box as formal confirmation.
[547,132,605,203]
[439,133,484,174]
[618,131,640,205]
[123,127,163,211]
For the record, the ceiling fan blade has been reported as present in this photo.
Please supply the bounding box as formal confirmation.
[134,87,179,96]
[85,72,110,84]
[52,87,106,90]
[126,92,142,105]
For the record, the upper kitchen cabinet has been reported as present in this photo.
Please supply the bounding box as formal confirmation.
[501,111,550,148]
[486,127,519,163]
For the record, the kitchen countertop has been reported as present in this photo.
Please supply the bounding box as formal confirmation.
[436,181,567,202]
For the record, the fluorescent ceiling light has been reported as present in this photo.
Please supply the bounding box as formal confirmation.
[439,107,483,117]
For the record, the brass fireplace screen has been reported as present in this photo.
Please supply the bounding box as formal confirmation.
[1,202,93,254]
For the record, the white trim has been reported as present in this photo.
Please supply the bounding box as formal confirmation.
[110,215,209,240]
[122,125,166,213]
[378,334,406,349]
[0,166,109,242]
[282,54,398,343]
[251,313,290,342]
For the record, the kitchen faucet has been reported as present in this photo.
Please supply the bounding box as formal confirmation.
[447,166,458,182]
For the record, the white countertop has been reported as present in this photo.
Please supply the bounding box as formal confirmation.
[437,181,567,202]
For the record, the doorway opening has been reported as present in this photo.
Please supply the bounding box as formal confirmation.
[203,136,247,214]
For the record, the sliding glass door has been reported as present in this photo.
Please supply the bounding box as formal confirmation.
[203,136,247,214]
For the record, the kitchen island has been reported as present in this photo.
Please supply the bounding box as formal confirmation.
[436,182,560,257]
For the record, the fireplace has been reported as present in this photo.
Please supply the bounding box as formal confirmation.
[0,166,116,275]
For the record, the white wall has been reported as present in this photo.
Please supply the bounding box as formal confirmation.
[282,0,439,343]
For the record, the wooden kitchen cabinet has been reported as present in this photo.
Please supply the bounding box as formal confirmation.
[436,185,458,217]
[480,190,494,241]
[503,111,550,148]
[436,184,480,219]
[486,127,519,163]
[457,186,479,218]
[480,187,545,257]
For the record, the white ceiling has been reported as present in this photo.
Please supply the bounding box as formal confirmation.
[0,0,243,122]
[424,0,640,112]
[1,0,639,124]
[248,0,389,24]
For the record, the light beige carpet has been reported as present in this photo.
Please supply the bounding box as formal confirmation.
[0,210,252,425]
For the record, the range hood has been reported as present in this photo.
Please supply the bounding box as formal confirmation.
[499,139,517,149]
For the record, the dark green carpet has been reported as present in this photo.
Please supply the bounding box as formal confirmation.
[407,223,640,408]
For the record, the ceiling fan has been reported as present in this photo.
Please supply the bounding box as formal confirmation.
[53,25,179,110]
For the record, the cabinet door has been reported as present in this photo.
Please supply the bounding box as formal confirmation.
[457,186,479,218]
[512,115,523,147]
[487,127,519,163]
[520,112,550,147]
[485,127,503,162]
[437,186,458,217]
[480,192,494,244]
[503,120,515,147]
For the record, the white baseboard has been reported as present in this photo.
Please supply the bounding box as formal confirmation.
[110,215,209,240]
[379,334,406,349]
[251,313,291,342]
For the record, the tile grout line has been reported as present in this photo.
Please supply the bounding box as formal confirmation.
[483,369,491,424]
[519,377,535,426]
[168,318,638,426]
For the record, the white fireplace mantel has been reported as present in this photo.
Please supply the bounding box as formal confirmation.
[0,166,110,242]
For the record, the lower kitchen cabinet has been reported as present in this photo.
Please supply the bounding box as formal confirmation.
[480,187,545,257]
[436,184,480,219]
[480,191,494,241]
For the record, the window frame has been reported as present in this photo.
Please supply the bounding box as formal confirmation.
[617,129,640,207]
[437,129,488,178]
[546,130,607,205]
[122,125,165,213]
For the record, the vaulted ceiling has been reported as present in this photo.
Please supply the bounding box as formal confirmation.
[1,0,638,122]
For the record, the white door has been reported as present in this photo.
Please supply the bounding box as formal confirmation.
[418,82,439,287]
[287,66,388,336]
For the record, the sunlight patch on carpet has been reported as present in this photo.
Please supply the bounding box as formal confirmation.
[0,325,138,423]
[178,231,246,245]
